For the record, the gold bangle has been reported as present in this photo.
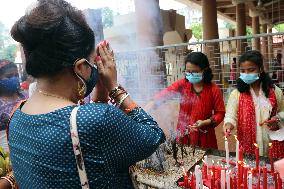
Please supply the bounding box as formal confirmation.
[116,93,129,108]
[109,85,126,100]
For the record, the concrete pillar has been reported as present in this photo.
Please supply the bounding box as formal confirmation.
[134,0,163,47]
[202,0,221,81]
[261,24,269,71]
[252,16,260,50]
[236,3,246,54]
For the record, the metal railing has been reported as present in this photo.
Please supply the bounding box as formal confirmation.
[115,32,284,103]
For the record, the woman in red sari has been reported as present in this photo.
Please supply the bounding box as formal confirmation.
[146,52,225,149]
[224,50,284,159]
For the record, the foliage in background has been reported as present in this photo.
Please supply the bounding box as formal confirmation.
[224,21,235,30]
[0,44,17,62]
[274,23,284,32]
[102,7,114,28]
[0,21,16,62]
[190,22,202,41]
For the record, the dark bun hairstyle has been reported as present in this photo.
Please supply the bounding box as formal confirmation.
[10,0,95,78]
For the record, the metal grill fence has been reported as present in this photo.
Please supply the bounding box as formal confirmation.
[115,32,284,103]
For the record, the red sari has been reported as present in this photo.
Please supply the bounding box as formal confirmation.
[154,79,225,149]
[237,88,284,159]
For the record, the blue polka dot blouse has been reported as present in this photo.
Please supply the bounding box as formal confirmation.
[8,103,165,189]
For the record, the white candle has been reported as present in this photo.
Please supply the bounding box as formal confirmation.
[235,136,239,163]
[221,170,226,189]
[204,155,208,174]
[225,137,230,168]
[199,169,203,189]
[195,165,201,189]
[226,171,230,189]
[248,173,252,189]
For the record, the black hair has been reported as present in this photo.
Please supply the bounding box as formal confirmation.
[185,52,213,84]
[233,57,236,62]
[0,60,17,77]
[10,0,95,78]
[236,50,273,97]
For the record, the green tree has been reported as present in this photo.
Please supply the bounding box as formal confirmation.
[0,22,6,49]
[224,21,235,29]
[190,22,202,41]
[246,27,252,36]
[102,7,114,28]
[0,44,17,62]
[274,23,284,32]
[0,21,17,61]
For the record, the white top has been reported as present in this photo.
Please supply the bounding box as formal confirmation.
[224,85,284,156]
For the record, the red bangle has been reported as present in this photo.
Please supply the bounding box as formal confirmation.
[124,102,138,114]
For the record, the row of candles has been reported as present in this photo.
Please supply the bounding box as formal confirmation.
[178,136,283,189]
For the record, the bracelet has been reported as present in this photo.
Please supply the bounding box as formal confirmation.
[109,85,126,99]
[109,85,120,97]
[116,93,129,108]
[1,176,15,189]
[114,90,127,100]
[124,102,139,114]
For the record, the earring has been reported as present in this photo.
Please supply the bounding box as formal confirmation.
[77,81,86,105]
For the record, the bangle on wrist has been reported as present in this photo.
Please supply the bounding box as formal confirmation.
[114,91,127,100]
[116,93,129,108]
[109,85,126,99]
[124,102,139,114]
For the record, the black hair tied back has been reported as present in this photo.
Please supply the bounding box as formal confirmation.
[10,0,95,78]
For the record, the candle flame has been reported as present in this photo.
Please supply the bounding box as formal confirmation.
[210,171,213,176]
[254,143,259,148]
[212,160,215,165]
[269,143,272,147]
[234,135,238,141]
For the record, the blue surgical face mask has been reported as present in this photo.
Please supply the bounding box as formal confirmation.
[0,76,20,94]
[239,73,259,84]
[75,60,98,97]
[185,72,203,84]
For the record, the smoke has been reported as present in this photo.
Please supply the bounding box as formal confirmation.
[95,1,193,137]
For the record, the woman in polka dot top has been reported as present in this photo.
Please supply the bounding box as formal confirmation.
[1,0,165,189]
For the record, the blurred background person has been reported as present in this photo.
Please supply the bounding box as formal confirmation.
[0,60,26,151]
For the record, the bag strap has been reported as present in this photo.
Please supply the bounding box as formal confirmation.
[70,107,90,189]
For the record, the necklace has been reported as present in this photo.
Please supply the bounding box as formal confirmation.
[38,90,72,102]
